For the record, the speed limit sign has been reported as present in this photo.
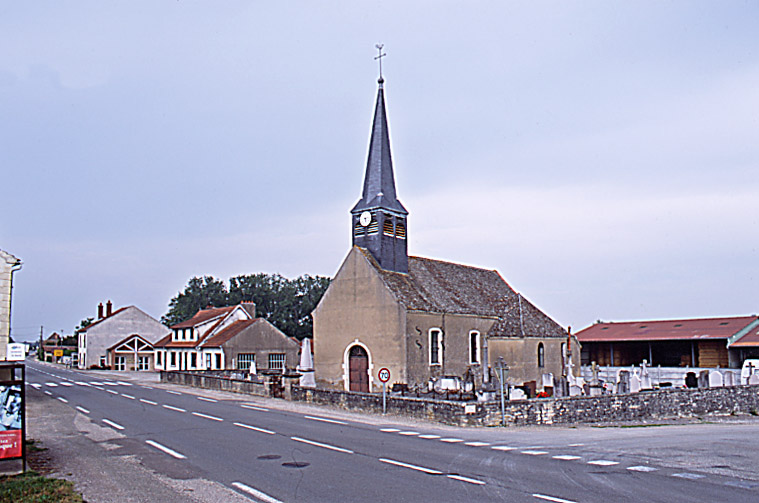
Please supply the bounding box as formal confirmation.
[378,367,390,383]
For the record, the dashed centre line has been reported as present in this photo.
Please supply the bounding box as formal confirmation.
[241,404,268,412]
[192,412,223,422]
[492,445,516,451]
[163,405,186,413]
[398,431,419,436]
[197,397,217,403]
[628,466,658,472]
[447,474,486,485]
[166,390,182,395]
[304,415,347,425]
[76,406,90,414]
[439,438,464,443]
[522,450,548,456]
[234,422,275,435]
[30,383,41,389]
[672,473,705,480]
[587,460,619,466]
[57,397,68,403]
[291,436,354,454]
[553,455,581,461]
[106,390,118,395]
[102,419,125,430]
[533,494,578,503]
[140,399,158,405]
[60,382,74,387]
[121,394,135,399]
[465,441,490,447]
[45,382,58,387]
[379,458,442,475]
[146,440,186,459]
[419,434,441,439]
[380,428,400,432]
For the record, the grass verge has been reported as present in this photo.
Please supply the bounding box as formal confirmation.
[0,470,83,503]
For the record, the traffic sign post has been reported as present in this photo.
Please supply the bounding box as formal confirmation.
[378,368,390,414]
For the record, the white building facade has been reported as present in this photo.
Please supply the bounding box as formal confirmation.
[0,249,22,361]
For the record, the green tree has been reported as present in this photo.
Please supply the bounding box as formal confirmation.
[161,276,228,326]
[74,317,94,334]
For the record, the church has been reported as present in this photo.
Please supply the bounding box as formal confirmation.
[312,74,575,394]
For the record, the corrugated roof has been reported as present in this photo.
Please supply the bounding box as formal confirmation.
[360,248,566,338]
[576,316,758,342]
[730,326,759,347]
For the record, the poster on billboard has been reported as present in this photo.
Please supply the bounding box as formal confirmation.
[0,384,22,459]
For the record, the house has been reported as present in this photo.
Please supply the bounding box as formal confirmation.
[154,302,299,372]
[0,249,22,361]
[41,332,75,363]
[575,315,759,369]
[312,76,576,393]
[77,301,169,370]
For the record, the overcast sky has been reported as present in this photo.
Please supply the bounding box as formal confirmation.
[2,2,757,342]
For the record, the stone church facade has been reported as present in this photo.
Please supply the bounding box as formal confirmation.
[313,76,575,393]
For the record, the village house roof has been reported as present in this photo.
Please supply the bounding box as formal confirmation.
[575,316,759,343]
[358,247,566,338]
[170,306,235,329]
[201,319,260,348]
[80,307,129,331]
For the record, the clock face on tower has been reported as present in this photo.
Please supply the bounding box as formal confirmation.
[359,211,372,227]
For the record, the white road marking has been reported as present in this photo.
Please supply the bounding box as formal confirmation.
[398,431,420,436]
[103,381,119,386]
[522,450,548,456]
[465,441,490,447]
[166,390,182,395]
[102,419,125,430]
[89,382,103,386]
[447,474,485,485]
[232,482,283,503]
[106,390,118,395]
[419,434,441,439]
[141,386,153,390]
[44,391,52,395]
[116,381,132,386]
[241,404,268,412]
[30,383,42,389]
[45,382,58,387]
[491,445,516,451]
[57,397,68,403]
[627,465,658,472]
[553,455,581,461]
[75,382,90,386]
[304,415,347,425]
[440,438,464,443]
[588,460,618,466]
[162,405,186,413]
[568,443,584,447]
[192,412,223,422]
[121,394,135,399]
[93,386,105,391]
[533,494,578,503]
[379,458,442,475]
[140,399,158,405]
[291,436,354,454]
[672,472,705,480]
[234,422,275,435]
[60,382,74,387]
[380,428,401,432]
[76,406,90,414]
[197,397,217,403]
[146,440,186,459]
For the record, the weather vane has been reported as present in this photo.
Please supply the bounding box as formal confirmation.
[375,43,386,80]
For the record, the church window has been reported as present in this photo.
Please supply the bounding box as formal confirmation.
[538,343,545,368]
[367,214,379,235]
[469,331,480,364]
[429,329,443,365]
[383,217,394,236]
[395,220,406,239]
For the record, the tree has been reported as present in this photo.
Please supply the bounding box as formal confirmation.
[161,276,228,326]
[163,273,330,339]
[75,317,94,334]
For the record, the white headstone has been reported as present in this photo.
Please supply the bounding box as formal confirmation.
[298,338,316,388]
[509,387,527,400]
[629,374,642,393]
[569,384,583,397]
[724,371,736,387]
[749,374,759,386]
[708,370,724,388]
[542,373,554,388]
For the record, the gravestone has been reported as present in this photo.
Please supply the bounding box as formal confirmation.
[698,370,710,388]
[708,370,724,388]
[640,361,652,390]
[510,387,527,400]
[749,374,759,386]
[629,373,641,393]
[685,372,698,388]
[724,371,736,387]
[569,384,583,397]
[617,370,630,394]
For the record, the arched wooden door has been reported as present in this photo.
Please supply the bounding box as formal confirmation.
[348,345,369,392]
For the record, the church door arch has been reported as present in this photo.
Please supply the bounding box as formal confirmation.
[348,345,370,392]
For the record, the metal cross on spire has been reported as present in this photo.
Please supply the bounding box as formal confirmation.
[375,43,386,80]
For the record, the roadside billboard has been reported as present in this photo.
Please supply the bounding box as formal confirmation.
[0,384,22,459]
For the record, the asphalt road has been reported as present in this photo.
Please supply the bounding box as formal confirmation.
[24,360,759,503]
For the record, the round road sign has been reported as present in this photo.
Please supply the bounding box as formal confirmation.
[378,367,391,383]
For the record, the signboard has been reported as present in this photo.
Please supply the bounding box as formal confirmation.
[378,368,390,383]
[54,349,64,358]
[0,384,22,459]
[6,344,25,362]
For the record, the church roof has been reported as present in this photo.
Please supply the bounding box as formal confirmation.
[357,247,566,338]
[351,79,407,215]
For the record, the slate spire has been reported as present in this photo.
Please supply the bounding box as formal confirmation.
[351,77,409,274]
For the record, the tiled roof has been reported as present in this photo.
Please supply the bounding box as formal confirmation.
[729,323,759,347]
[576,316,759,342]
[154,334,172,347]
[171,306,234,329]
[359,248,566,338]
[201,319,260,348]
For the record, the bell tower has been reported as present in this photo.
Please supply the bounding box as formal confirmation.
[351,68,408,274]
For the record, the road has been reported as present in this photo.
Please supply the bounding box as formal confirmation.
[24,359,759,502]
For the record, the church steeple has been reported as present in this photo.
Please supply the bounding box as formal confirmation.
[351,75,409,274]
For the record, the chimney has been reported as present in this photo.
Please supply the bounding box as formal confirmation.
[98,303,104,319]
[106,300,113,317]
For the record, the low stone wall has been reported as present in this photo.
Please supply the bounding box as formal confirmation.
[162,371,759,426]
[160,371,269,397]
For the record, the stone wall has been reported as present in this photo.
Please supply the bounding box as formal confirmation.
[160,370,269,397]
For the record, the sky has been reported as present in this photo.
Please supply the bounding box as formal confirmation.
[2,1,758,342]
